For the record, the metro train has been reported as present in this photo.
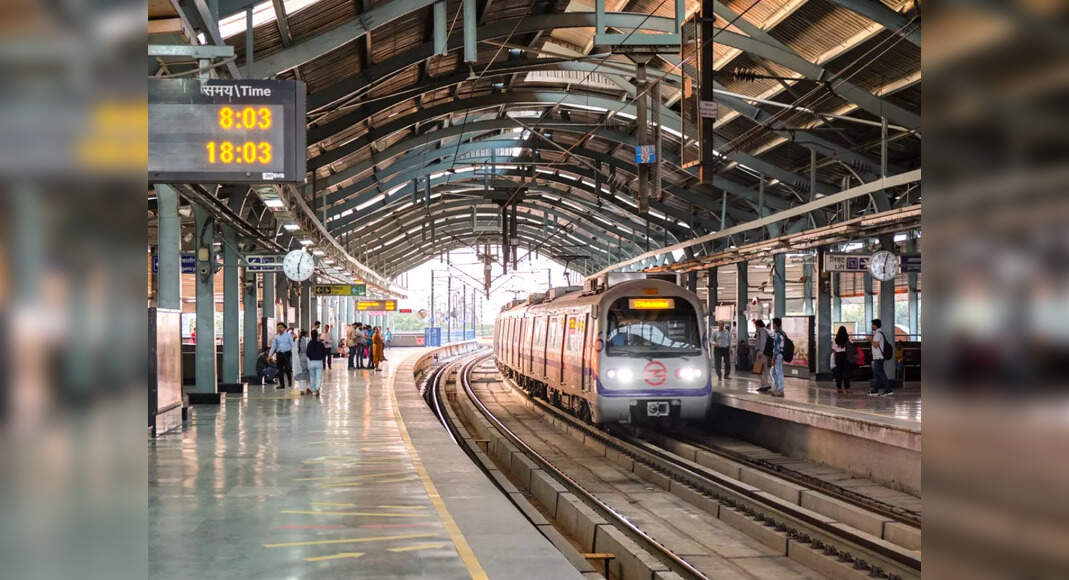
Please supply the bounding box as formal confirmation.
[493,274,712,424]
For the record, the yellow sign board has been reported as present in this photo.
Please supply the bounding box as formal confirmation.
[313,284,367,296]
[628,298,675,310]
[355,300,396,311]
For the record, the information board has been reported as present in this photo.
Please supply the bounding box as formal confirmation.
[356,300,396,311]
[313,284,367,296]
[824,253,871,273]
[148,79,306,183]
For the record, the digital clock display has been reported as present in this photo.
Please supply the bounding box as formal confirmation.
[149,79,306,183]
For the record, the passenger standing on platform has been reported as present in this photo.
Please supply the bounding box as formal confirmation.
[832,325,854,393]
[754,320,773,392]
[354,324,368,369]
[347,323,358,369]
[713,322,732,380]
[869,319,893,397]
[321,324,334,370]
[770,317,785,397]
[371,326,385,371]
[294,329,310,394]
[385,328,392,349]
[306,330,326,398]
[268,323,294,390]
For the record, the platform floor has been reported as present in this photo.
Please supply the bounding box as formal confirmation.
[714,370,922,425]
[150,347,581,579]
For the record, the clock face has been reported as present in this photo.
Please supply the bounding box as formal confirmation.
[282,249,316,281]
[869,250,900,281]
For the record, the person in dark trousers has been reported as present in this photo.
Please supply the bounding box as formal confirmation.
[770,317,785,397]
[869,318,893,396]
[306,330,327,397]
[353,324,368,369]
[347,323,358,369]
[831,325,854,393]
[712,321,732,380]
[256,349,278,384]
[268,323,294,389]
[754,320,773,392]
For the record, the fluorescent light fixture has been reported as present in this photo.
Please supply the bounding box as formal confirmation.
[312,249,326,256]
[263,198,285,209]
[299,239,314,246]
[322,258,335,264]
[282,223,300,231]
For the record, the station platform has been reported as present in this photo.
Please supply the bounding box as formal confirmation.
[706,373,921,495]
[150,347,582,579]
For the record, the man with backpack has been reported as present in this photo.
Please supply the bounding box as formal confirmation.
[754,320,773,392]
[869,318,894,397]
[770,317,789,397]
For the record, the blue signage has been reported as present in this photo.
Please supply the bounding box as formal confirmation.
[152,254,197,274]
[635,145,656,164]
[245,255,283,272]
[900,253,921,273]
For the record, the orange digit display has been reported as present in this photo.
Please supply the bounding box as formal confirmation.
[217,106,274,130]
[206,141,273,165]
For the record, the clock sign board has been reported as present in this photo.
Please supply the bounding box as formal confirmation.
[148,79,306,183]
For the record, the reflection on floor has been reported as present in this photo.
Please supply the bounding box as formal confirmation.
[149,351,473,579]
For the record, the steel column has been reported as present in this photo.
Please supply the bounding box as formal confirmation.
[878,235,896,381]
[446,273,452,343]
[773,253,786,318]
[831,272,841,324]
[816,247,832,376]
[155,185,181,310]
[463,0,476,63]
[707,267,717,327]
[803,260,813,316]
[221,224,240,385]
[736,261,748,343]
[907,236,919,337]
[194,204,217,394]
[687,270,697,293]
[242,269,258,380]
[863,272,874,329]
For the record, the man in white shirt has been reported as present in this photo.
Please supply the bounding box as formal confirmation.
[713,321,733,380]
[321,324,335,370]
[869,318,892,397]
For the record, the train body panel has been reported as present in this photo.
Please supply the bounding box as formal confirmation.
[493,278,711,424]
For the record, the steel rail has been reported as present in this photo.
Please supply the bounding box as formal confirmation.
[460,353,709,580]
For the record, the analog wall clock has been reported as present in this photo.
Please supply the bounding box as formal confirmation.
[282,249,315,282]
[869,250,900,281]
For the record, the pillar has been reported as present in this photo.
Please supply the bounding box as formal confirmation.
[242,270,258,381]
[221,224,240,386]
[878,235,896,381]
[275,274,286,325]
[863,272,874,328]
[706,267,717,325]
[462,284,468,339]
[736,261,748,341]
[907,236,919,337]
[155,184,181,310]
[831,272,841,324]
[687,271,697,294]
[446,274,452,343]
[299,281,312,332]
[347,296,354,326]
[193,204,217,396]
[262,272,275,348]
[803,260,813,316]
[816,247,832,377]
[773,253,786,318]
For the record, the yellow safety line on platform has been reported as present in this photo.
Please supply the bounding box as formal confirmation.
[388,543,448,552]
[378,505,426,509]
[264,532,439,549]
[304,551,365,562]
[388,356,489,580]
[281,510,430,517]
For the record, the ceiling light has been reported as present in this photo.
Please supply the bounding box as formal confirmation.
[323,258,335,264]
[263,198,285,209]
[312,249,326,256]
[283,223,300,231]
[299,239,313,246]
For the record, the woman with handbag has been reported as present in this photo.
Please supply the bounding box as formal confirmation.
[753,320,774,393]
[831,326,854,393]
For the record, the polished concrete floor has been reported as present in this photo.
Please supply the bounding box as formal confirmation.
[714,371,922,424]
[150,351,476,579]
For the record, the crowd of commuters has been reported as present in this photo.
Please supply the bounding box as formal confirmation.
[259,319,393,397]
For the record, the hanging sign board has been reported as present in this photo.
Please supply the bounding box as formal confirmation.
[824,253,871,273]
[699,100,718,119]
[148,78,306,183]
[355,300,396,311]
[313,284,367,296]
[635,145,656,164]
[244,255,283,272]
[900,253,921,273]
[152,253,196,274]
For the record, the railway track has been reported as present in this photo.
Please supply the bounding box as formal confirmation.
[429,351,921,580]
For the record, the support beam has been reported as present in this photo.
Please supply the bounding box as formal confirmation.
[863,271,873,329]
[155,185,181,310]
[878,235,896,382]
[816,247,831,377]
[463,0,476,63]
[221,223,240,386]
[831,271,841,323]
[907,236,919,337]
[773,253,786,318]
[194,204,218,396]
[706,267,717,327]
[242,269,259,381]
[803,259,813,316]
[262,272,275,346]
[736,262,748,368]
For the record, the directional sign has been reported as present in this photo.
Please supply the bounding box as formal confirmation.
[699,100,719,119]
[824,253,871,273]
[900,253,921,273]
[355,300,396,311]
[152,254,196,274]
[635,145,656,164]
[244,254,283,272]
[313,284,367,296]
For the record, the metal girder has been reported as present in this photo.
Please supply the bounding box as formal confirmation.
[173,0,242,78]
[824,0,920,46]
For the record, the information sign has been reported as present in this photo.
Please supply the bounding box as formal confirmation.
[148,79,306,183]
[355,300,396,311]
[900,253,921,273]
[312,284,367,296]
[244,255,283,272]
[699,100,718,119]
[824,253,871,273]
[635,145,656,164]
[152,253,196,274]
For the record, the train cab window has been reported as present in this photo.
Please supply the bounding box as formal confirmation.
[605,298,702,357]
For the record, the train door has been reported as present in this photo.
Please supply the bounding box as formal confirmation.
[535,316,547,379]
[580,314,592,392]
[563,314,585,389]
[505,318,514,366]
[554,315,567,384]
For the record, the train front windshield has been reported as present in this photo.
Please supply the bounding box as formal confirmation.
[605,298,702,357]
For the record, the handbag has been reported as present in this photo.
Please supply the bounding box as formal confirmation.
[752,358,765,374]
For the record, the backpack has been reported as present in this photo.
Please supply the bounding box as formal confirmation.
[846,344,860,365]
[879,331,894,360]
[781,333,795,363]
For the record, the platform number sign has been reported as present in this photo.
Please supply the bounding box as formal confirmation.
[148,79,306,183]
[635,145,656,165]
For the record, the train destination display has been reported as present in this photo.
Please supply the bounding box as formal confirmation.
[149,79,306,183]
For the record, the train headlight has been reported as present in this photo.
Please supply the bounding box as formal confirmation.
[607,368,633,383]
[676,367,702,381]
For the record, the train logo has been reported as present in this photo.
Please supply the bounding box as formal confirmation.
[643,361,667,386]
